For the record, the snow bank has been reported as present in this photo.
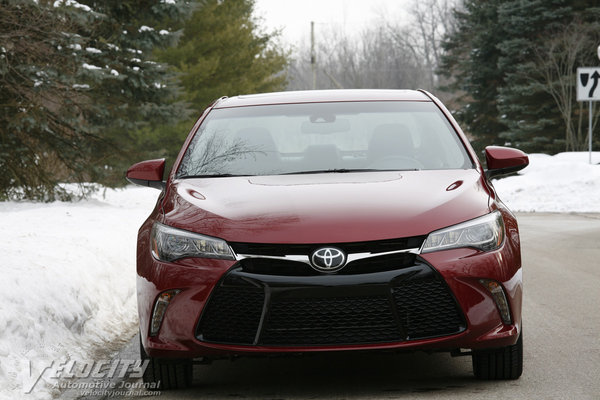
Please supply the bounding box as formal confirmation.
[493,152,600,213]
[0,186,159,400]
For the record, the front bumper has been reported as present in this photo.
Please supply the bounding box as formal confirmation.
[138,243,522,359]
[197,260,465,346]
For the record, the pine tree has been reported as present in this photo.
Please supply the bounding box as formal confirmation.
[64,0,194,186]
[141,0,288,163]
[158,0,288,113]
[497,1,600,152]
[441,0,600,154]
[440,0,509,154]
[0,0,190,200]
[1,1,101,200]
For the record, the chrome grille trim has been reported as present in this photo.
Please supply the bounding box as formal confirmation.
[234,247,421,266]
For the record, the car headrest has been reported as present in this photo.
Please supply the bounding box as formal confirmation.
[235,127,278,154]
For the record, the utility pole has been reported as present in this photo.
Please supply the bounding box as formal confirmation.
[311,21,316,90]
[591,44,600,164]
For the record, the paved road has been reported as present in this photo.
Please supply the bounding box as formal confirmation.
[84,213,600,400]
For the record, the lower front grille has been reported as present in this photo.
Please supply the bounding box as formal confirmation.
[198,286,264,344]
[261,295,401,345]
[393,279,465,339]
[197,263,465,346]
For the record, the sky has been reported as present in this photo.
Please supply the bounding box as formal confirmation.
[254,0,412,47]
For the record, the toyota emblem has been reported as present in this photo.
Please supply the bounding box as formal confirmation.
[310,247,347,272]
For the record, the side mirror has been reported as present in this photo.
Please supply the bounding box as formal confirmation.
[484,146,529,179]
[126,159,166,189]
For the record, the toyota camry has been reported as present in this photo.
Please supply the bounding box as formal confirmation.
[126,89,528,389]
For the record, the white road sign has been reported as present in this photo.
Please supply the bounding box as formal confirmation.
[577,67,600,101]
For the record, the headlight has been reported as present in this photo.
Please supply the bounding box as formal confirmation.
[151,222,235,262]
[421,211,505,253]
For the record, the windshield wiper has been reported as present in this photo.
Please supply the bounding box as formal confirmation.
[280,168,417,175]
[178,173,250,179]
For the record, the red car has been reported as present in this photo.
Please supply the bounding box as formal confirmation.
[126,90,528,389]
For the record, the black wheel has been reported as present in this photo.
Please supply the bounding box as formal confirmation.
[472,330,523,380]
[140,336,193,390]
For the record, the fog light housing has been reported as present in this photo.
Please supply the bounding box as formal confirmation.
[479,279,512,325]
[150,289,181,336]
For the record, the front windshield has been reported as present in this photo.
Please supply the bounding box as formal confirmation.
[176,101,473,178]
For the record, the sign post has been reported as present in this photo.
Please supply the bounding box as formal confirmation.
[578,65,600,164]
[590,101,593,164]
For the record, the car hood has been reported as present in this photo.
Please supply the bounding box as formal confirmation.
[161,170,491,243]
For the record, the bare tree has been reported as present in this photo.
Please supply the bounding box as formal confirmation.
[287,24,428,91]
[530,20,600,151]
[384,0,459,90]
[286,0,460,93]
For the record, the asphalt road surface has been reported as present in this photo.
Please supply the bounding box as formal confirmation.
[79,213,600,400]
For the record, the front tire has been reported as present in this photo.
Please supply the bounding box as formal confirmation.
[140,337,193,390]
[472,330,523,380]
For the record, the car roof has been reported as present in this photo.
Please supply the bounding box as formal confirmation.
[213,89,431,108]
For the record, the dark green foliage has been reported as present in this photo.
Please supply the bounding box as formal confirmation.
[0,2,105,200]
[0,0,287,200]
[142,0,288,165]
[438,0,497,146]
[441,0,600,154]
[496,0,574,153]
[63,0,193,187]
[0,0,190,200]
[440,0,509,153]
[158,0,288,113]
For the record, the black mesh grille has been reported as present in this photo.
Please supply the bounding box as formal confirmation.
[240,258,318,276]
[197,269,465,346]
[261,295,401,345]
[340,253,416,275]
[393,279,465,339]
[198,286,264,344]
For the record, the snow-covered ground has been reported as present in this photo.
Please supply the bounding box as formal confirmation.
[0,187,159,400]
[494,151,600,213]
[0,152,598,400]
